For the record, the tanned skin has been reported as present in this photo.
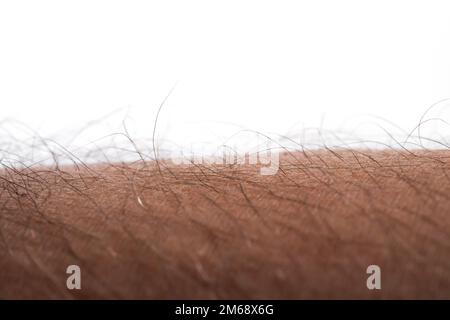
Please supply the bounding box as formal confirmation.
[1,149,450,299]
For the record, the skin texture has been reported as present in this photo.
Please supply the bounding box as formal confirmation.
[1,149,450,299]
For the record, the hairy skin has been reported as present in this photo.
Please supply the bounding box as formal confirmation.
[1,149,450,299]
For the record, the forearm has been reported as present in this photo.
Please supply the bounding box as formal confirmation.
[1,149,450,299]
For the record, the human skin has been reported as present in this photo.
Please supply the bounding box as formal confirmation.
[1,149,450,299]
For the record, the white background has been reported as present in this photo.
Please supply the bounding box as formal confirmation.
[1,0,450,159]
